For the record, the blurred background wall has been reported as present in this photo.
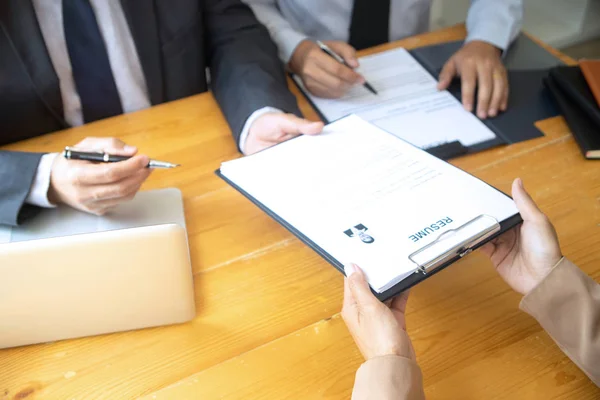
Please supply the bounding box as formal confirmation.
[431,0,600,58]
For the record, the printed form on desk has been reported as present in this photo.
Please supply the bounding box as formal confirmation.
[293,47,497,150]
[220,115,518,293]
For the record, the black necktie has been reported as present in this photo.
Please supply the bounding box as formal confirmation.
[63,0,123,123]
[348,0,391,51]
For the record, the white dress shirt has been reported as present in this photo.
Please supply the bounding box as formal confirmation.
[243,0,523,63]
[27,0,266,207]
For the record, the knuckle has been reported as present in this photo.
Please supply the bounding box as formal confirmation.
[89,190,102,202]
[303,64,317,78]
[93,208,107,216]
[66,168,81,185]
[73,191,89,204]
[332,79,344,90]
[103,167,119,182]
[334,64,345,77]
[112,184,128,198]
[348,275,360,289]
[74,168,90,186]
[306,81,318,92]
[82,205,96,214]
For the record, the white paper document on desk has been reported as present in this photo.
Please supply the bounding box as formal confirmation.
[220,115,518,293]
[294,47,497,150]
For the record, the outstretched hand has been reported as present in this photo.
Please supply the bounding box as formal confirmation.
[243,112,324,155]
[438,40,508,119]
[480,178,562,295]
[342,264,415,361]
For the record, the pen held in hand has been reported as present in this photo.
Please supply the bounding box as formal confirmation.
[62,147,180,169]
[316,40,378,95]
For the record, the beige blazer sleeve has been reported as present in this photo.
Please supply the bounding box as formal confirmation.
[520,257,600,386]
[351,352,425,400]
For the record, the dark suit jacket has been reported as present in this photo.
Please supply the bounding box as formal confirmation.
[0,0,301,226]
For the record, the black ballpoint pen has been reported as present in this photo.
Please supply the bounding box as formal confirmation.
[63,147,179,169]
[316,40,378,95]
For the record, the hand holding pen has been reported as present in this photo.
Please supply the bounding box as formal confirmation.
[288,39,377,98]
[63,147,179,169]
[47,137,168,216]
[316,40,377,95]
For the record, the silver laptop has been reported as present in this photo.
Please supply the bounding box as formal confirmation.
[0,189,195,349]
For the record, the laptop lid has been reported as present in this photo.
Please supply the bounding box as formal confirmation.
[0,189,194,349]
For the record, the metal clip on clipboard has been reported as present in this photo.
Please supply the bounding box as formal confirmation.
[409,215,501,275]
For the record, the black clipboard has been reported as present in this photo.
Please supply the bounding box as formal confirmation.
[216,120,522,301]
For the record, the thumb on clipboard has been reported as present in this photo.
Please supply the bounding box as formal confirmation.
[479,178,563,295]
[341,263,415,361]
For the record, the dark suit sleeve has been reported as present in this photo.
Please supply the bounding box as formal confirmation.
[203,0,302,147]
[0,150,44,226]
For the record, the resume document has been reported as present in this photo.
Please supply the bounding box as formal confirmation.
[220,116,518,292]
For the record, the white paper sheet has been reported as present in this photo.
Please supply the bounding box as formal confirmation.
[294,47,497,150]
[220,115,518,292]
[0,188,186,244]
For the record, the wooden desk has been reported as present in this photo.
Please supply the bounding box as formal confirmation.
[1,25,599,400]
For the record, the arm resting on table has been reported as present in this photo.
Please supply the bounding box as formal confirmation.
[204,0,301,149]
[466,0,523,51]
[520,257,600,386]
[352,355,425,400]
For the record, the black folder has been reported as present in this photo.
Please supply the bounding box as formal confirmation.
[408,35,562,146]
[293,35,562,160]
[544,66,600,159]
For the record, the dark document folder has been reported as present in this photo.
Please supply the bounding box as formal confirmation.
[545,66,600,159]
[293,35,561,161]
[410,35,562,144]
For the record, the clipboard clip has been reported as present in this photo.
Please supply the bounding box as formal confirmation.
[409,215,501,275]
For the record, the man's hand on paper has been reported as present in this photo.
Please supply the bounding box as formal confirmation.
[289,39,365,98]
[243,111,324,155]
[48,137,152,216]
[437,40,509,120]
[480,178,563,296]
[342,264,416,361]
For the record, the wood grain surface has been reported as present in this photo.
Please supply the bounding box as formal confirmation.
[1,25,598,400]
